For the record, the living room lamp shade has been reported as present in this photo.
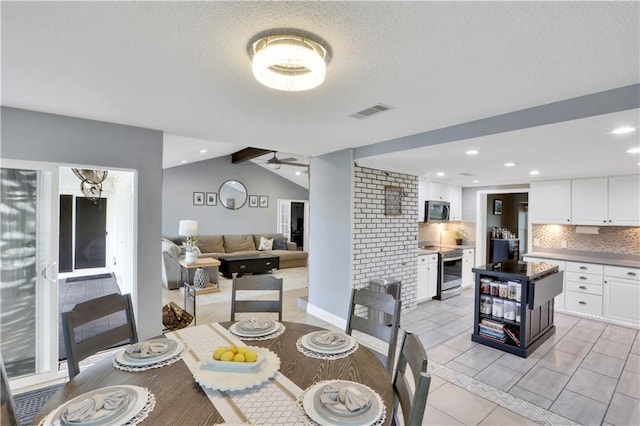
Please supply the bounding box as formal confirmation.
[248,31,331,92]
[178,220,198,237]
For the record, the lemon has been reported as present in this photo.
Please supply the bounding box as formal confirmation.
[244,350,258,363]
[233,353,245,363]
[228,344,238,354]
[238,347,248,355]
[221,351,235,362]
[213,347,226,360]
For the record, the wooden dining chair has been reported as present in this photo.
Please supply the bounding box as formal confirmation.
[392,331,431,426]
[1,354,19,426]
[345,287,402,375]
[230,274,283,321]
[62,293,138,379]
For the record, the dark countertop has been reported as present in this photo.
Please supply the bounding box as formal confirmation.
[524,250,640,268]
[473,260,560,281]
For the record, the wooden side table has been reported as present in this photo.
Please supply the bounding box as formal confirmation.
[179,257,221,325]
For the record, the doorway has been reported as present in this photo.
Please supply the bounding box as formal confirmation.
[277,199,309,252]
[474,188,529,268]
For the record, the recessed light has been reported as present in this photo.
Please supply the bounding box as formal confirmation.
[529,170,540,175]
[627,147,640,154]
[465,150,479,155]
[180,160,188,164]
[504,162,516,167]
[295,171,301,176]
[436,172,445,177]
[612,126,636,135]
[200,149,208,154]
[472,180,480,183]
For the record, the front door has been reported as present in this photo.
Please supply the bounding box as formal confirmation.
[0,159,60,387]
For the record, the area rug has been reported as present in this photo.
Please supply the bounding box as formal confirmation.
[182,267,308,305]
[14,383,64,426]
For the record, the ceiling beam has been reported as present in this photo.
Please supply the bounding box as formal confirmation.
[231,147,274,164]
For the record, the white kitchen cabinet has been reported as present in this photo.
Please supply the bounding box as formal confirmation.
[417,253,438,302]
[449,185,462,221]
[571,178,608,225]
[603,265,640,325]
[462,248,474,287]
[428,182,449,201]
[529,180,571,224]
[564,261,603,316]
[523,256,566,310]
[608,175,640,226]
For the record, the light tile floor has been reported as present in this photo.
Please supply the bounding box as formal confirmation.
[163,270,640,425]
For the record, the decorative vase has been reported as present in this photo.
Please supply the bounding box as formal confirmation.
[193,267,209,288]
[184,250,198,264]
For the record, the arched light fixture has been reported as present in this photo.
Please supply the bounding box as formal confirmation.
[248,30,331,92]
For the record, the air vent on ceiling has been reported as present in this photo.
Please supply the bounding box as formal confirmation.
[459,172,474,176]
[350,104,393,119]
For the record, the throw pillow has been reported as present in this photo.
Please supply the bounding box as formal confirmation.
[272,237,288,250]
[258,237,273,251]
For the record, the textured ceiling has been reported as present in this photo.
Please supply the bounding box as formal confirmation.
[2,1,639,185]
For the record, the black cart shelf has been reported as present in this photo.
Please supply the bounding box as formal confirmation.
[472,260,563,358]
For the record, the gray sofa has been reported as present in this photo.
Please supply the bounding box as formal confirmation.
[161,233,308,289]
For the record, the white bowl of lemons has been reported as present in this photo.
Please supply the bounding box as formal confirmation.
[201,345,265,372]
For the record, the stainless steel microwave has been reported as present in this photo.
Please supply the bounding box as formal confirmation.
[425,200,450,222]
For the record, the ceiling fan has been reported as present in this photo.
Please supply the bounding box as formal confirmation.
[256,152,309,168]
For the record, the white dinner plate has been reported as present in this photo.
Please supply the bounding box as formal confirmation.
[237,318,275,333]
[303,381,383,426]
[115,338,183,366]
[309,331,350,348]
[229,321,280,337]
[123,339,173,359]
[43,385,148,426]
[301,333,355,354]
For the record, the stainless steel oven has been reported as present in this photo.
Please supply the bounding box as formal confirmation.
[435,248,463,300]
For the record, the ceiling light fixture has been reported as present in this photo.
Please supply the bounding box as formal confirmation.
[465,150,479,155]
[200,149,208,154]
[436,172,445,176]
[472,180,480,183]
[181,160,188,164]
[612,126,636,135]
[627,147,640,154]
[504,162,516,167]
[529,170,540,175]
[248,30,331,92]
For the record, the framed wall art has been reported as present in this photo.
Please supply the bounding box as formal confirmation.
[206,192,217,206]
[259,195,269,208]
[193,192,204,206]
[249,195,258,208]
[493,199,503,215]
[384,186,403,216]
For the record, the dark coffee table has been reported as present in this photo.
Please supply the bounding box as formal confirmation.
[218,253,279,278]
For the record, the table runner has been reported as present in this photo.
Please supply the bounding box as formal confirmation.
[167,323,307,424]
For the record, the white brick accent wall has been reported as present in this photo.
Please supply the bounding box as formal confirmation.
[353,166,419,311]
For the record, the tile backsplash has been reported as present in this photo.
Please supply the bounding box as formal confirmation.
[419,221,476,246]
[532,225,640,256]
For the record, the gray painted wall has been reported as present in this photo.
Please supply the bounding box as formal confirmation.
[308,149,354,320]
[162,155,308,236]
[1,107,163,339]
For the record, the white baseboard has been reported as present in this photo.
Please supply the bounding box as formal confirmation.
[306,303,347,330]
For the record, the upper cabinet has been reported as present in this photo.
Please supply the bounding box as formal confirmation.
[609,175,640,226]
[418,178,462,222]
[529,180,571,224]
[530,175,639,226]
[571,178,608,225]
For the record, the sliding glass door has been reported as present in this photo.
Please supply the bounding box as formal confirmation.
[0,159,59,386]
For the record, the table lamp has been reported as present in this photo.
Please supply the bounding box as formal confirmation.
[179,219,198,264]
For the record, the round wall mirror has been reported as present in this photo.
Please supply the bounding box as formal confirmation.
[219,180,248,210]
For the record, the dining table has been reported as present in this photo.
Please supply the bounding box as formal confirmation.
[32,321,394,425]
